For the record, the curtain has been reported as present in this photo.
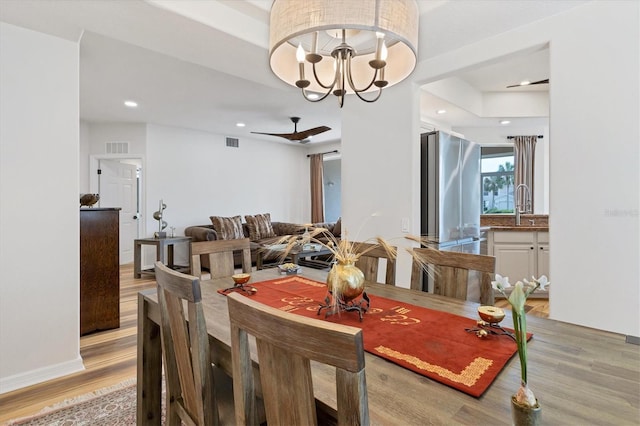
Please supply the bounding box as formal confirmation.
[513,135,537,212]
[309,154,325,223]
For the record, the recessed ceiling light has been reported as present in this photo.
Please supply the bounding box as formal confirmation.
[500,120,511,125]
[124,100,138,108]
[519,80,531,86]
[307,93,320,100]
[436,109,446,114]
[236,122,246,127]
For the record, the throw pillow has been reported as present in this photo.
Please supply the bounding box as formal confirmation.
[210,215,244,240]
[333,217,342,237]
[244,213,276,240]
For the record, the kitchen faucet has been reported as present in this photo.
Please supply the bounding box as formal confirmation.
[515,183,531,226]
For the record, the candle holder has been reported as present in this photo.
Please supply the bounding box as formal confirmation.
[465,306,516,341]
[317,291,370,321]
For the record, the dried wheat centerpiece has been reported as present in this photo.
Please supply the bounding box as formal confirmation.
[269,226,397,320]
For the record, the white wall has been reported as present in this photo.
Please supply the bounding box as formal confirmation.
[142,124,310,265]
[145,124,309,232]
[342,81,421,287]
[482,91,548,118]
[352,1,639,336]
[87,122,147,157]
[545,2,639,335]
[79,121,91,193]
[0,23,83,393]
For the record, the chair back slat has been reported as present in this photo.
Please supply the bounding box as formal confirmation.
[410,248,496,305]
[228,292,369,425]
[191,238,251,279]
[155,262,219,426]
[256,341,316,425]
[354,242,396,286]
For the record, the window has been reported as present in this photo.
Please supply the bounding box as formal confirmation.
[481,147,515,214]
[323,158,341,222]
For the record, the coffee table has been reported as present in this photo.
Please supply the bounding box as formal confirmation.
[256,243,334,270]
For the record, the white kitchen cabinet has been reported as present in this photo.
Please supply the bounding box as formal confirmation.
[537,232,550,279]
[488,230,550,297]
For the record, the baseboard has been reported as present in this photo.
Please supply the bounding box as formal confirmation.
[0,356,85,394]
[626,335,640,345]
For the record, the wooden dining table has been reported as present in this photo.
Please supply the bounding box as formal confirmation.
[136,267,639,425]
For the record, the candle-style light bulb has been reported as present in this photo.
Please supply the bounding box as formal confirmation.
[311,32,318,55]
[375,32,385,60]
[295,43,310,88]
[306,32,322,64]
[380,41,388,61]
[296,43,306,63]
[369,32,387,69]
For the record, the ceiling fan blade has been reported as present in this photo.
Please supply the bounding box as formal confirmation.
[291,126,331,141]
[251,121,331,142]
[529,79,549,85]
[506,78,549,88]
[250,131,297,140]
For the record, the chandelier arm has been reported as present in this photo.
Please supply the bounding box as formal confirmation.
[346,55,378,93]
[338,63,345,108]
[352,86,383,103]
[311,62,337,90]
[301,88,333,103]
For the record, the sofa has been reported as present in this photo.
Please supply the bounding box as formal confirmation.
[185,213,340,268]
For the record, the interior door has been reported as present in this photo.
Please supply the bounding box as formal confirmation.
[99,159,140,264]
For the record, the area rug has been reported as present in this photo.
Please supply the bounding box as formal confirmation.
[5,378,160,425]
[234,276,531,398]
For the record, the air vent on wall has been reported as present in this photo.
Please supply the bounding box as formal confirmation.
[106,141,129,154]
[226,137,239,148]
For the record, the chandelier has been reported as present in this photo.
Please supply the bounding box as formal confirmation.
[269,0,419,107]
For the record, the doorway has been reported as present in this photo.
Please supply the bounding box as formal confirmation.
[90,155,143,264]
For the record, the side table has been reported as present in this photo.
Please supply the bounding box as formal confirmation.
[134,236,192,278]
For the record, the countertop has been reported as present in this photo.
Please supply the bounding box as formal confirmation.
[486,225,549,232]
[480,214,549,231]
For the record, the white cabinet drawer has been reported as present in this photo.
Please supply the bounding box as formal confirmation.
[492,231,535,244]
[537,232,549,244]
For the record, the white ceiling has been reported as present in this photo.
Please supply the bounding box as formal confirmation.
[0,0,589,145]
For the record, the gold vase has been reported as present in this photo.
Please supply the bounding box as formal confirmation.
[326,261,365,303]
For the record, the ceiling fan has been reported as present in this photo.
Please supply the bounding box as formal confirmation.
[251,117,331,144]
[506,78,549,88]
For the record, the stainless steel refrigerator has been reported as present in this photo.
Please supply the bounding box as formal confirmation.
[420,131,481,254]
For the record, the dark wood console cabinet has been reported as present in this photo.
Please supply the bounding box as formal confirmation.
[80,208,121,335]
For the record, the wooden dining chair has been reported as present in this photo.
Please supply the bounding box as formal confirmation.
[354,242,397,285]
[191,238,252,279]
[410,248,496,305]
[154,261,223,426]
[227,292,369,426]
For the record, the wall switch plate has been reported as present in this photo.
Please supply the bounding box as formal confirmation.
[401,217,410,233]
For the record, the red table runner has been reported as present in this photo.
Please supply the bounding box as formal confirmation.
[230,276,528,397]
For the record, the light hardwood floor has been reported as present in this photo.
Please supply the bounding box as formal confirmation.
[0,264,549,423]
[494,297,549,318]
